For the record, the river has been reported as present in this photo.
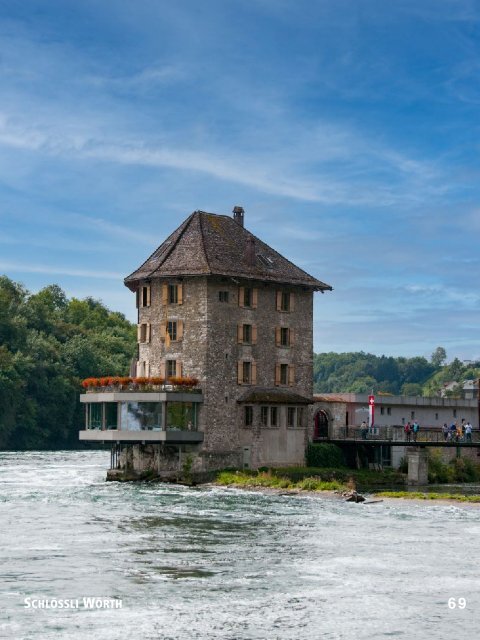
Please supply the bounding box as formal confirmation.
[1,451,479,640]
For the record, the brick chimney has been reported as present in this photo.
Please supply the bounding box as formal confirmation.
[246,236,256,266]
[232,205,244,227]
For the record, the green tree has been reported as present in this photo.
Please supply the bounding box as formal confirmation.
[0,277,136,450]
[431,346,447,367]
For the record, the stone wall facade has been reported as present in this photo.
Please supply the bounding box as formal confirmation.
[130,274,316,473]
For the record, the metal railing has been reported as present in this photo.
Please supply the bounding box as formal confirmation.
[329,426,480,444]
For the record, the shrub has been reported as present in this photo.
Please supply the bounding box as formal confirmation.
[398,457,408,474]
[449,457,479,483]
[427,450,451,483]
[306,443,346,468]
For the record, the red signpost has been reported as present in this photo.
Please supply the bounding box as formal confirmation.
[368,394,375,429]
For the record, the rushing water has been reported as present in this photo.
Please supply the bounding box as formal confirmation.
[1,452,479,640]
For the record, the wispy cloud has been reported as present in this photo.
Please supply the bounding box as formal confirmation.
[0,261,122,280]
[0,111,450,207]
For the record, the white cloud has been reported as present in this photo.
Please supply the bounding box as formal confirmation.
[0,261,122,280]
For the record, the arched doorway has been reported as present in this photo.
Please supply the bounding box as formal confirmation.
[314,410,329,439]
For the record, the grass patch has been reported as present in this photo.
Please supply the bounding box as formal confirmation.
[375,491,480,503]
[215,470,345,492]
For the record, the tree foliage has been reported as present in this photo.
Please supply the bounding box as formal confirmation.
[314,350,480,397]
[0,276,136,450]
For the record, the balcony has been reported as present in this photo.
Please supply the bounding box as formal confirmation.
[79,376,203,445]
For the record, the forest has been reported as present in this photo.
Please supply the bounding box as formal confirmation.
[313,349,480,396]
[0,276,136,450]
[1,276,479,450]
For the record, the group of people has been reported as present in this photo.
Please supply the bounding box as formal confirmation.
[358,419,474,443]
[442,420,473,443]
[404,421,420,442]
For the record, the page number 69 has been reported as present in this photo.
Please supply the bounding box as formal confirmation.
[448,597,466,609]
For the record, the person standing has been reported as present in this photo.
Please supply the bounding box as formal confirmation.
[465,422,472,443]
[360,420,368,440]
[404,422,412,443]
[442,423,449,441]
[412,421,419,442]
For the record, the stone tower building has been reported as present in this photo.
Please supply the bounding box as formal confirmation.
[80,208,331,478]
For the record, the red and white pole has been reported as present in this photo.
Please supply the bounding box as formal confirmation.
[368,395,375,429]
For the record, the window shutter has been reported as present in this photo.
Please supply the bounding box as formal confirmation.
[288,365,295,386]
[276,291,282,311]
[137,324,142,342]
[146,285,151,307]
[275,364,281,386]
[162,284,168,306]
[178,320,184,340]
[237,361,243,384]
[251,362,257,385]
[252,325,257,345]
[275,327,281,346]
[160,361,165,378]
[146,323,151,343]
[238,287,245,307]
[252,288,258,308]
[176,361,182,378]
[289,293,294,312]
[160,323,166,339]
[178,284,183,305]
[237,324,243,344]
[289,328,294,346]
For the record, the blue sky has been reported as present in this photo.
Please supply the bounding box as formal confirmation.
[1,0,479,360]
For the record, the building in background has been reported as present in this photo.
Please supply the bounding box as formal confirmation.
[312,393,479,467]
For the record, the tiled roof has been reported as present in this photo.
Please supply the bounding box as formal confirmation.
[237,387,313,404]
[124,211,332,290]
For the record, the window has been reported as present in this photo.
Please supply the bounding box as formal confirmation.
[298,407,304,427]
[238,324,257,344]
[387,408,391,416]
[276,291,294,312]
[287,407,304,428]
[138,323,151,343]
[136,360,150,377]
[162,320,183,342]
[275,363,294,386]
[261,406,268,426]
[142,285,150,307]
[244,406,253,426]
[137,285,151,308]
[270,406,278,427]
[260,405,281,427]
[167,360,177,379]
[163,283,183,305]
[167,321,177,341]
[219,291,229,302]
[238,360,257,385]
[167,402,197,430]
[239,286,257,308]
[276,327,293,347]
[168,284,178,304]
[453,409,457,418]
[380,407,385,415]
[411,411,415,420]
